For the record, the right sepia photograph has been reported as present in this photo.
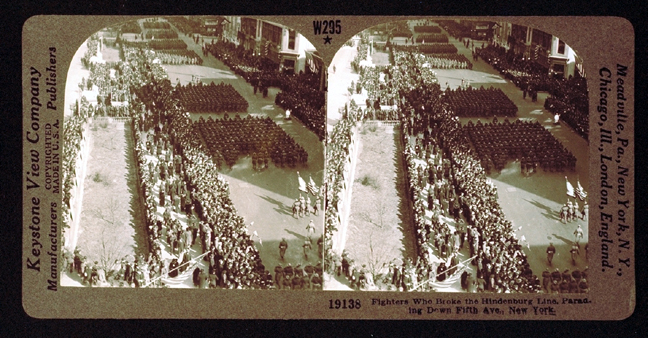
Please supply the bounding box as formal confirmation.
[324,19,590,293]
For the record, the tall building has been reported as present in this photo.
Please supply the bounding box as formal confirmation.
[233,17,319,75]
[491,21,584,79]
[222,16,241,45]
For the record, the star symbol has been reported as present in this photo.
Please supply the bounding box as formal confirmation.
[323,35,332,44]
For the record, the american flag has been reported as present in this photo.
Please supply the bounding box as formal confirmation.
[307,176,319,196]
[575,180,587,201]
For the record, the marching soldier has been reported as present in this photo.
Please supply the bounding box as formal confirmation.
[292,199,299,218]
[305,220,316,242]
[546,242,556,265]
[303,240,312,260]
[580,201,589,220]
[279,238,288,260]
[573,224,584,245]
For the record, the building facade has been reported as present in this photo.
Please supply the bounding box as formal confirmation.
[222,16,241,45]
[491,21,584,79]
[229,17,318,75]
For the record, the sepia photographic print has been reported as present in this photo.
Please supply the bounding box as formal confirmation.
[22,16,634,320]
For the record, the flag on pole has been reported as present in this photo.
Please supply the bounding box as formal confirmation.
[575,180,587,201]
[297,171,308,194]
[565,176,575,198]
[307,176,319,196]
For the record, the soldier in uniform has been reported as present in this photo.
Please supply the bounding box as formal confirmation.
[573,224,584,245]
[305,220,316,242]
[546,242,556,265]
[303,240,312,260]
[292,199,299,218]
[279,238,288,260]
[560,203,569,223]
[570,242,580,265]
[542,269,551,292]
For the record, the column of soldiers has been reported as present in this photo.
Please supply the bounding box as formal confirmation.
[195,114,308,169]
[173,81,248,113]
[423,53,473,69]
[292,194,321,218]
[154,50,203,65]
[541,267,590,294]
[442,86,518,118]
[463,118,577,174]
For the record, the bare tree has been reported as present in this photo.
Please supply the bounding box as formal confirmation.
[366,231,391,285]
[91,198,128,272]
[359,195,388,229]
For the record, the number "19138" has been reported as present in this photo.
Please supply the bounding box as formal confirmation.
[329,299,361,309]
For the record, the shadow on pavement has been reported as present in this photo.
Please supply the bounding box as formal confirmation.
[257,194,293,216]
[393,127,418,265]
[124,122,149,259]
[525,198,561,221]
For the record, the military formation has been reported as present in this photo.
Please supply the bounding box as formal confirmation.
[173,81,249,113]
[443,86,518,117]
[195,114,308,169]
[464,118,577,174]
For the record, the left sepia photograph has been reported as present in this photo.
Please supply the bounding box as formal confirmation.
[59,16,326,289]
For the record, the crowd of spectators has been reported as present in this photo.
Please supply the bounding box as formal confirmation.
[324,102,362,276]
[442,86,518,117]
[274,73,326,140]
[544,76,589,139]
[350,39,370,73]
[476,45,552,92]
[173,81,248,113]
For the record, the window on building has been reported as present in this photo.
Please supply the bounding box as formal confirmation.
[552,63,565,77]
[284,59,295,67]
[288,29,296,50]
[532,29,552,50]
[262,22,282,44]
[557,39,566,54]
[511,24,527,42]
